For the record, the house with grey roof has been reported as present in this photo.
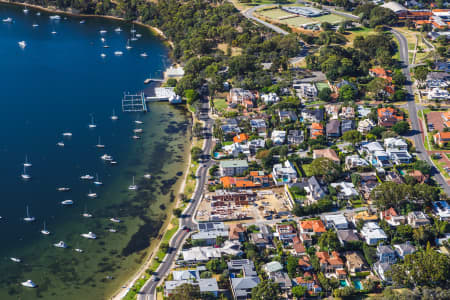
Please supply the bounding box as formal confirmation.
[165,278,219,297]
[231,277,260,300]
[326,119,340,138]
[270,272,292,291]
[337,229,360,246]
[394,242,416,259]
[305,176,326,203]
[288,129,304,145]
[262,261,283,276]
[279,110,297,123]
[301,108,324,123]
[377,244,397,264]
[228,259,257,277]
[374,261,392,282]
[220,160,249,176]
[341,119,354,134]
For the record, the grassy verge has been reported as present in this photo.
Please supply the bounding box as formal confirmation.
[213,98,228,113]
[431,158,450,179]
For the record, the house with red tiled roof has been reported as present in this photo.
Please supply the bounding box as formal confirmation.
[442,112,450,128]
[434,131,450,146]
[233,133,248,144]
[310,123,324,139]
[298,256,313,270]
[276,224,297,242]
[299,220,327,236]
[295,272,322,294]
[316,251,344,274]
[378,107,403,128]
[229,223,246,242]
[380,207,405,227]
[407,170,429,184]
[292,236,306,256]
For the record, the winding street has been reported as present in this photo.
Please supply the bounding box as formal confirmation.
[137,97,214,300]
[391,29,450,195]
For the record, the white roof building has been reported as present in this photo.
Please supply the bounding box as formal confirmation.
[322,214,349,230]
[330,182,359,199]
[345,155,369,169]
[261,93,280,104]
[384,138,408,151]
[271,130,286,145]
[362,141,384,154]
[360,222,388,245]
[381,2,407,13]
[182,240,242,262]
[428,87,450,101]
[272,160,297,185]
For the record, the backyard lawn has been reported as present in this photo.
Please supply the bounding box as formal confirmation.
[213,98,228,113]
[312,13,346,24]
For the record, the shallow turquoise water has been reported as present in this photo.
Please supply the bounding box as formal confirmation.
[0,3,190,299]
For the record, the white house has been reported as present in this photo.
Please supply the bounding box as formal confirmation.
[261,93,280,104]
[394,242,416,259]
[294,83,318,99]
[358,119,375,134]
[428,87,450,101]
[272,160,297,185]
[360,222,388,245]
[330,182,359,200]
[220,160,249,176]
[271,130,286,145]
[322,214,349,230]
[345,155,369,170]
[433,201,450,221]
[305,176,326,203]
[362,141,384,155]
[384,138,408,151]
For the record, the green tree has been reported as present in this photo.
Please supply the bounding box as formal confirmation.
[310,157,341,183]
[392,121,410,135]
[318,87,332,102]
[339,84,357,102]
[185,89,199,105]
[251,279,280,300]
[292,285,307,298]
[286,255,299,278]
[414,66,429,84]
[342,130,362,145]
[390,244,450,288]
[318,230,340,251]
[191,146,203,162]
[168,283,200,300]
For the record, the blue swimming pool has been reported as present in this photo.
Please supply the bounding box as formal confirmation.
[353,280,363,290]
[340,280,348,287]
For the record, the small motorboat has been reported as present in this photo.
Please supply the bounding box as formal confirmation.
[62,132,72,137]
[100,37,105,43]
[74,248,83,253]
[133,128,143,133]
[36,12,41,16]
[51,31,57,35]
[108,228,117,233]
[134,120,143,125]
[80,174,94,180]
[61,200,74,205]
[57,142,64,147]
[140,52,148,57]
[110,161,118,165]
[18,41,26,49]
[79,20,85,24]
[87,191,97,198]
[99,30,107,34]
[49,15,61,20]
[53,241,67,248]
[3,17,13,23]
[115,27,122,32]
[23,7,29,14]
[101,154,113,161]
[10,257,21,263]
[57,187,71,192]
[81,232,97,239]
[93,174,103,186]
[82,212,92,218]
[110,217,121,223]
[21,280,36,288]
[136,33,142,38]
[100,53,106,58]
[103,45,110,48]
[32,24,39,27]
[114,51,123,56]
[144,174,152,179]
[132,135,141,140]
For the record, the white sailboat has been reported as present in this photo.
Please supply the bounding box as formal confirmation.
[144,174,152,179]
[136,33,142,38]
[110,217,121,223]
[93,173,103,186]
[3,17,13,23]
[62,132,72,137]
[125,39,132,50]
[101,154,113,161]
[21,166,31,180]
[41,221,50,235]
[23,6,29,14]
[61,200,74,205]
[79,20,85,24]
[130,24,136,33]
[96,136,105,148]
[10,257,21,263]
[140,52,148,57]
[82,204,93,218]
[111,109,118,120]
[23,206,35,222]
[130,25,137,41]
[80,174,94,180]
[134,120,143,125]
[114,51,123,56]
[57,141,64,147]
[128,176,137,191]
[23,155,32,167]
[18,41,26,49]
[57,187,71,192]
[115,27,122,32]
[74,248,83,253]
[100,53,106,58]
[32,24,39,28]
[88,115,97,128]
[132,135,141,140]
[99,29,107,34]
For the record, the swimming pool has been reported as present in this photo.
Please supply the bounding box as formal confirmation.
[353,280,363,290]
[340,280,348,287]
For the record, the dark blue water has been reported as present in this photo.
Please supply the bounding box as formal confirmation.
[0,3,191,299]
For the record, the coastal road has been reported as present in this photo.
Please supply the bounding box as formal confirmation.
[137,96,214,300]
[391,29,450,195]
